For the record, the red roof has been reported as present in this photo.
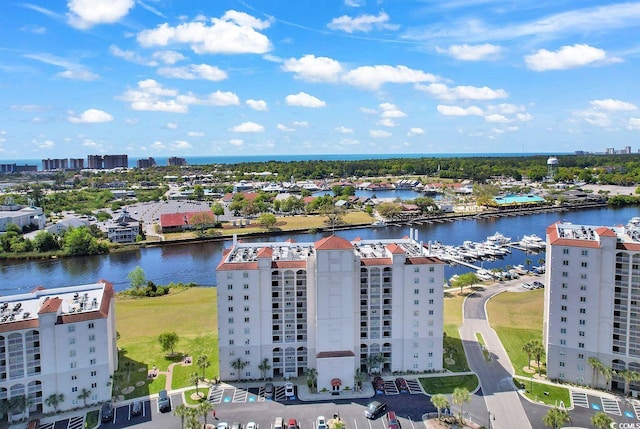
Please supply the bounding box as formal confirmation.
[160,211,214,227]
[257,247,273,258]
[386,243,405,254]
[361,258,392,265]
[315,235,353,250]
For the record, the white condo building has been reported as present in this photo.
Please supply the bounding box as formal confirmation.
[0,280,117,421]
[544,218,640,392]
[216,232,444,392]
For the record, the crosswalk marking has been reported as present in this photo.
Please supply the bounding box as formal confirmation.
[602,397,622,415]
[571,391,588,408]
[632,400,640,419]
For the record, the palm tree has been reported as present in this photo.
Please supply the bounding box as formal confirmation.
[44,393,64,413]
[591,412,613,429]
[619,369,640,395]
[588,357,603,388]
[529,340,545,376]
[196,353,210,381]
[431,393,449,421]
[174,404,189,429]
[522,341,535,370]
[600,365,614,391]
[77,388,91,407]
[184,407,200,429]
[353,369,365,392]
[189,372,201,397]
[542,407,570,429]
[524,258,532,271]
[198,401,214,429]
[452,387,470,424]
[305,367,318,392]
[258,358,271,381]
[230,358,248,381]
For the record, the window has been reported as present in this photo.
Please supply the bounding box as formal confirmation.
[578,342,585,349]
[413,342,419,348]
[429,267,434,272]
[562,283,568,289]
[244,317,250,323]
[244,306,250,312]
[88,335,95,341]
[244,284,249,289]
[414,289,420,295]
[72,386,78,392]
[563,260,569,266]
[428,310,434,315]
[244,295,249,301]
[580,274,587,279]
[228,328,234,335]
[428,352,433,358]
[428,331,434,337]
[429,277,435,283]
[579,319,586,325]
[413,332,419,338]
[561,305,567,311]
[560,328,566,334]
[68,325,75,332]
[228,295,233,301]
[561,317,567,322]
[577,364,584,371]
[560,339,566,345]
[227,272,233,279]
[245,350,250,355]
[414,310,419,316]
[559,351,566,356]
[414,278,420,284]
[91,370,96,376]
[414,267,420,273]
[563,249,569,254]
[580,285,587,291]
[228,317,234,323]
[227,284,233,290]
[244,328,250,334]
[89,347,95,353]
[578,354,584,360]
[428,299,434,305]
[71,375,77,380]
[69,338,76,345]
[228,307,234,312]
[579,331,585,337]
[429,288,434,294]
[581,250,588,256]
[559,362,565,367]
[414,300,419,305]
[88,322,94,329]
[70,362,76,369]
[91,382,97,389]
[243,272,249,278]
[559,373,565,379]
[580,297,586,302]
[579,308,586,314]
[70,350,76,357]
[561,294,568,300]
[229,339,234,345]
[90,358,96,365]
[562,272,568,277]
[581,262,588,268]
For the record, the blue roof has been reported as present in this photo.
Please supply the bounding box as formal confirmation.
[492,194,545,205]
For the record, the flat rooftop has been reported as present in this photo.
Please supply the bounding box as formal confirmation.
[0,281,108,326]
[555,217,640,243]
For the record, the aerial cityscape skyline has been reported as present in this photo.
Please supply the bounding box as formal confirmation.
[1,1,640,159]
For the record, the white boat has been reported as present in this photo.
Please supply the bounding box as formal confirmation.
[520,234,545,249]
[371,220,387,228]
[486,232,511,245]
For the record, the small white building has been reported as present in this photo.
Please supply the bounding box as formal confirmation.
[0,280,117,420]
[0,203,46,233]
[104,211,141,243]
[216,230,445,392]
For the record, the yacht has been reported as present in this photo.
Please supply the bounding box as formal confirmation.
[486,232,511,245]
[371,220,387,228]
[519,234,545,250]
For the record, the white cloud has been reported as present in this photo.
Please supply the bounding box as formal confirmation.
[444,44,503,61]
[381,109,406,119]
[484,114,510,123]
[277,124,294,132]
[24,53,98,81]
[285,92,326,108]
[437,105,483,116]
[378,118,397,127]
[517,113,533,122]
[67,0,134,29]
[335,126,353,133]
[152,50,186,65]
[344,0,364,6]
[166,122,178,129]
[137,10,272,55]
[68,109,113,124]
[231,121,265,133]
[327,11,398,33]
[407,127,425,137]
[118,79,188,113]
[369,129,392,138]
[171,140,193,150]
[158,64,227,81]
[282,55,343,83]
[82,138,99,147]
[34,138,55,149]
[360,107,377,115]
[246,99,268,111]
[229,139,244,146]
[590,99,637,111]
[525,44,609,71]
[416,83,508,101]
[151,141,165,150]
[293,121,309,127]
[343,65,439,90]
[628,118,640,130]
[109,45,157,66]
[124,118,138,125]
[187,131,204,137]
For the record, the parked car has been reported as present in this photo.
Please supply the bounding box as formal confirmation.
[131,400,142,416]
[231,422,243,429]
[373,376,385,392]
[218,422,230,429]
[386,411,401,429]
[364,400,387,419]
[101,403,114,422]
[533,281,544,288]
[27,419,40,429]
[246,422,258,429]
[522,282,533,289]
[158,389,171,412]
[394,377,408,392]
[316,416,327,429]
[287,419,299,429]
[264,382,274,399]
[285,382,295,398]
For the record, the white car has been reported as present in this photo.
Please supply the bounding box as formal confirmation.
[284,382,295,398]
[316,416,327,429]
[246,423,258,429]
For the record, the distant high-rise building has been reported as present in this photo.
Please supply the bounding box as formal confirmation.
[136,157,156,169]
[168,157,187,167]
[544,218,640,391]
[69,158,84,170]
[87,154,128,169]
[42,158,68,171]
[87,155,103,169]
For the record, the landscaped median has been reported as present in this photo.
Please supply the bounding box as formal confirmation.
[419,374,479,394]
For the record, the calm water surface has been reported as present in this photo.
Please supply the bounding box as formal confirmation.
[1,206,637,294]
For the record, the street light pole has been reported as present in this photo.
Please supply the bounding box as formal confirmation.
[488,411,495,429]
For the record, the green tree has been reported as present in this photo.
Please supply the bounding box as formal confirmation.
[522,340,536,370]
[353,368,365,391]
[211,203,225,221]
[196,353,210,381]
[601,365,614,391]
[431,393,449,421]
[321,206,345,231]
[591,412,613,429]
[193,185,204,200]
[189,372,201,397]
[44,393,64,413]
[258,358,271,381]
[450,272,479,295]
[62,226,107,256]
[376,202,402,220]
[530,340,545,376]
[173,404,189,429]
[258,213,277,229]
[542,407,570,429]
[452,387,470,424]
[77,388,91,407]
[127,266,147,291]
[157,332,179,356]
[588,357,603,388]
[305,367,318,391]
[32,231,59,252]
[230,358,248,381]
[198,401,214,429]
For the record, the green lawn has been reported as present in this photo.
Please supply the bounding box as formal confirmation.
[514,377,571,407]
[419,374,479,394]
[486,289,544,377]
[115,287,218,399]
[443,293,469,372]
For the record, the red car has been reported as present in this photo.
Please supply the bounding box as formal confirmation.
[395,377,408,392]
[373,376,385,392]
[287,419,299,429]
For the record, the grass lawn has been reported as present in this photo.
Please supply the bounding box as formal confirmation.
[513,377,571,407]
[487,289,544,377]
[443,292,469,372]
[184,388,210,405]
[475,333,491,362]
[116,287,218,399]
[419,374,479,394]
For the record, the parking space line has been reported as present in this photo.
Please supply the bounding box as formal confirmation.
[570,391,588,408]
[405,379,423,395]
[234,388,248,402]
[632,400,640,419]
[602,397,622,415]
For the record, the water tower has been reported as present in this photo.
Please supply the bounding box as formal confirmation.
[547,157,559,180]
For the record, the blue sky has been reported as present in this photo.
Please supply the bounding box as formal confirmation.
[1,0,640,159]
